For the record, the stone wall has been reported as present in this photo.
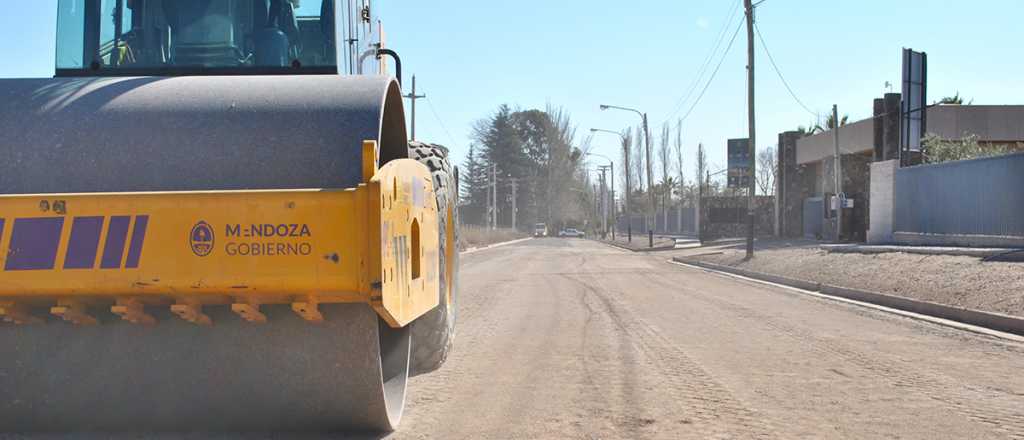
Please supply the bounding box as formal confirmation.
[700,196,775,240]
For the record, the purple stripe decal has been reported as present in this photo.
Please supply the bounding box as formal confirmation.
[100,216,131,269]
[64,216,104,269]
[5,217,64,271]
[124,215,149,269]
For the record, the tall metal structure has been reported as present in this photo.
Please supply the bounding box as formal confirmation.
[900,48,928,167]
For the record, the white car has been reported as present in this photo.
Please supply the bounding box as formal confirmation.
[558,228,585,238]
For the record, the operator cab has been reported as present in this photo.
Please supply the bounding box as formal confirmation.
[55,0,384,77]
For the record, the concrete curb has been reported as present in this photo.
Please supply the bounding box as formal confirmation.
[672,257,1024,337]
[461,237,533,255]
[599,240,677,253]
[821,244,1018,258]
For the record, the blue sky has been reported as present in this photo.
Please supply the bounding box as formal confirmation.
[2,1,1022,183]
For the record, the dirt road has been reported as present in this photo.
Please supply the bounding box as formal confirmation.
[396,238,1024,439]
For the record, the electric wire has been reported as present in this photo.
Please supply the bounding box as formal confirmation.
[677,19,745,124]
[755,22,818,117]
[664,2,743,122]
[425,97,458,148]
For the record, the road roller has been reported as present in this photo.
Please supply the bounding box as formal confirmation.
[0,0,458,433]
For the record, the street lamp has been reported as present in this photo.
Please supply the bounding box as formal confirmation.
[589,127,626,242]
[589,128,626,242]
[600,104,655,247]
[586,152,615,240]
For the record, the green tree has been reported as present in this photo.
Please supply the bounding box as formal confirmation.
[466,104,593,230]
[921,133,1017,164]
[938,92,972,105]
[459,144,489,225]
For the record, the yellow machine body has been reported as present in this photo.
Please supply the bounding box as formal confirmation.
[0,141,439,328]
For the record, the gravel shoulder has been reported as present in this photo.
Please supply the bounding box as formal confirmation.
[672,240,1024,318]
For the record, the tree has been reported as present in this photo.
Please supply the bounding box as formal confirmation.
[938,91,972,105]
[756,146,778,196]
[695,142,707,189]
[459,144,489,224]
[543,105,591,229]
[633,125,645,192]
[824,113,848,130]
[620,129,633,213]
[673,120,686,206]
[921,133,1018,164]
[463,104,595,230]
[657,122,672,228]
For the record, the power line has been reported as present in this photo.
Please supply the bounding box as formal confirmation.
[664,2,743,121]
[677,19,745,123]
[424,97,458,147]
[754,23,817,117]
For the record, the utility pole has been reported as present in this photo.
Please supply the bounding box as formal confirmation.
[622,140,631,243]
[700,170,709,244]
[598,166,610,238]
[832,104,843,242]
[403,75,426,141]
[490,164,498,230]
[610,163,616,240]
[643,114,654,243]
[744,0,756,259]
[509,177,518,231]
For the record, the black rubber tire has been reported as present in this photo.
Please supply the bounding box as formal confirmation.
[407,141,460,375]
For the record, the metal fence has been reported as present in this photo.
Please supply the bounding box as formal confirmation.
[894,153,1024,246]
[803,197,824,239]
[617,208,697,236]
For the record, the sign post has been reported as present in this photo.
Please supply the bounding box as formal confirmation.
[727,138,752,189]
[901,48,927,166]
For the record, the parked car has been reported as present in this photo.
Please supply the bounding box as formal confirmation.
[534,223,548,237]
[558,228,585,238]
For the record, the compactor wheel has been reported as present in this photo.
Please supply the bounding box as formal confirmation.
[407,141,460,375]
[0,304,411,433]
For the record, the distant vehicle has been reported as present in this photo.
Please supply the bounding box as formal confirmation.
[559,228,585,238]
[534,223,548,237]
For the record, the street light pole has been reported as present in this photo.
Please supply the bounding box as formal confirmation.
[591,129,629,242]
[599,105,654,247]
[585,150,616,240]
[598,166,609,238]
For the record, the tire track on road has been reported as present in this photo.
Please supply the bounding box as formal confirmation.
[646,272,1024,438]
[564,270,777,439]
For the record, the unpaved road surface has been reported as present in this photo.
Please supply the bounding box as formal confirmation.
[396,238,1024,439]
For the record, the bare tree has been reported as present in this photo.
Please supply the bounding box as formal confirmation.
[674,120,685,231]
[695,142,707,235]
[544,105,588,226]
[657,123,671,230]
[756,146,778,196]
[695,142,707,190]
[620,129,633,210]
[674,120,685,202]
[633,125,645,192]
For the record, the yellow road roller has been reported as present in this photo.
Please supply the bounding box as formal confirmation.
[0,0,458,433]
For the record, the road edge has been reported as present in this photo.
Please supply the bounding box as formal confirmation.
[670,257,1024,342]
[461,237,533,255]
[597,239,677,253]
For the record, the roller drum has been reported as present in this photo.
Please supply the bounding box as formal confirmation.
[0,304,410,432]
